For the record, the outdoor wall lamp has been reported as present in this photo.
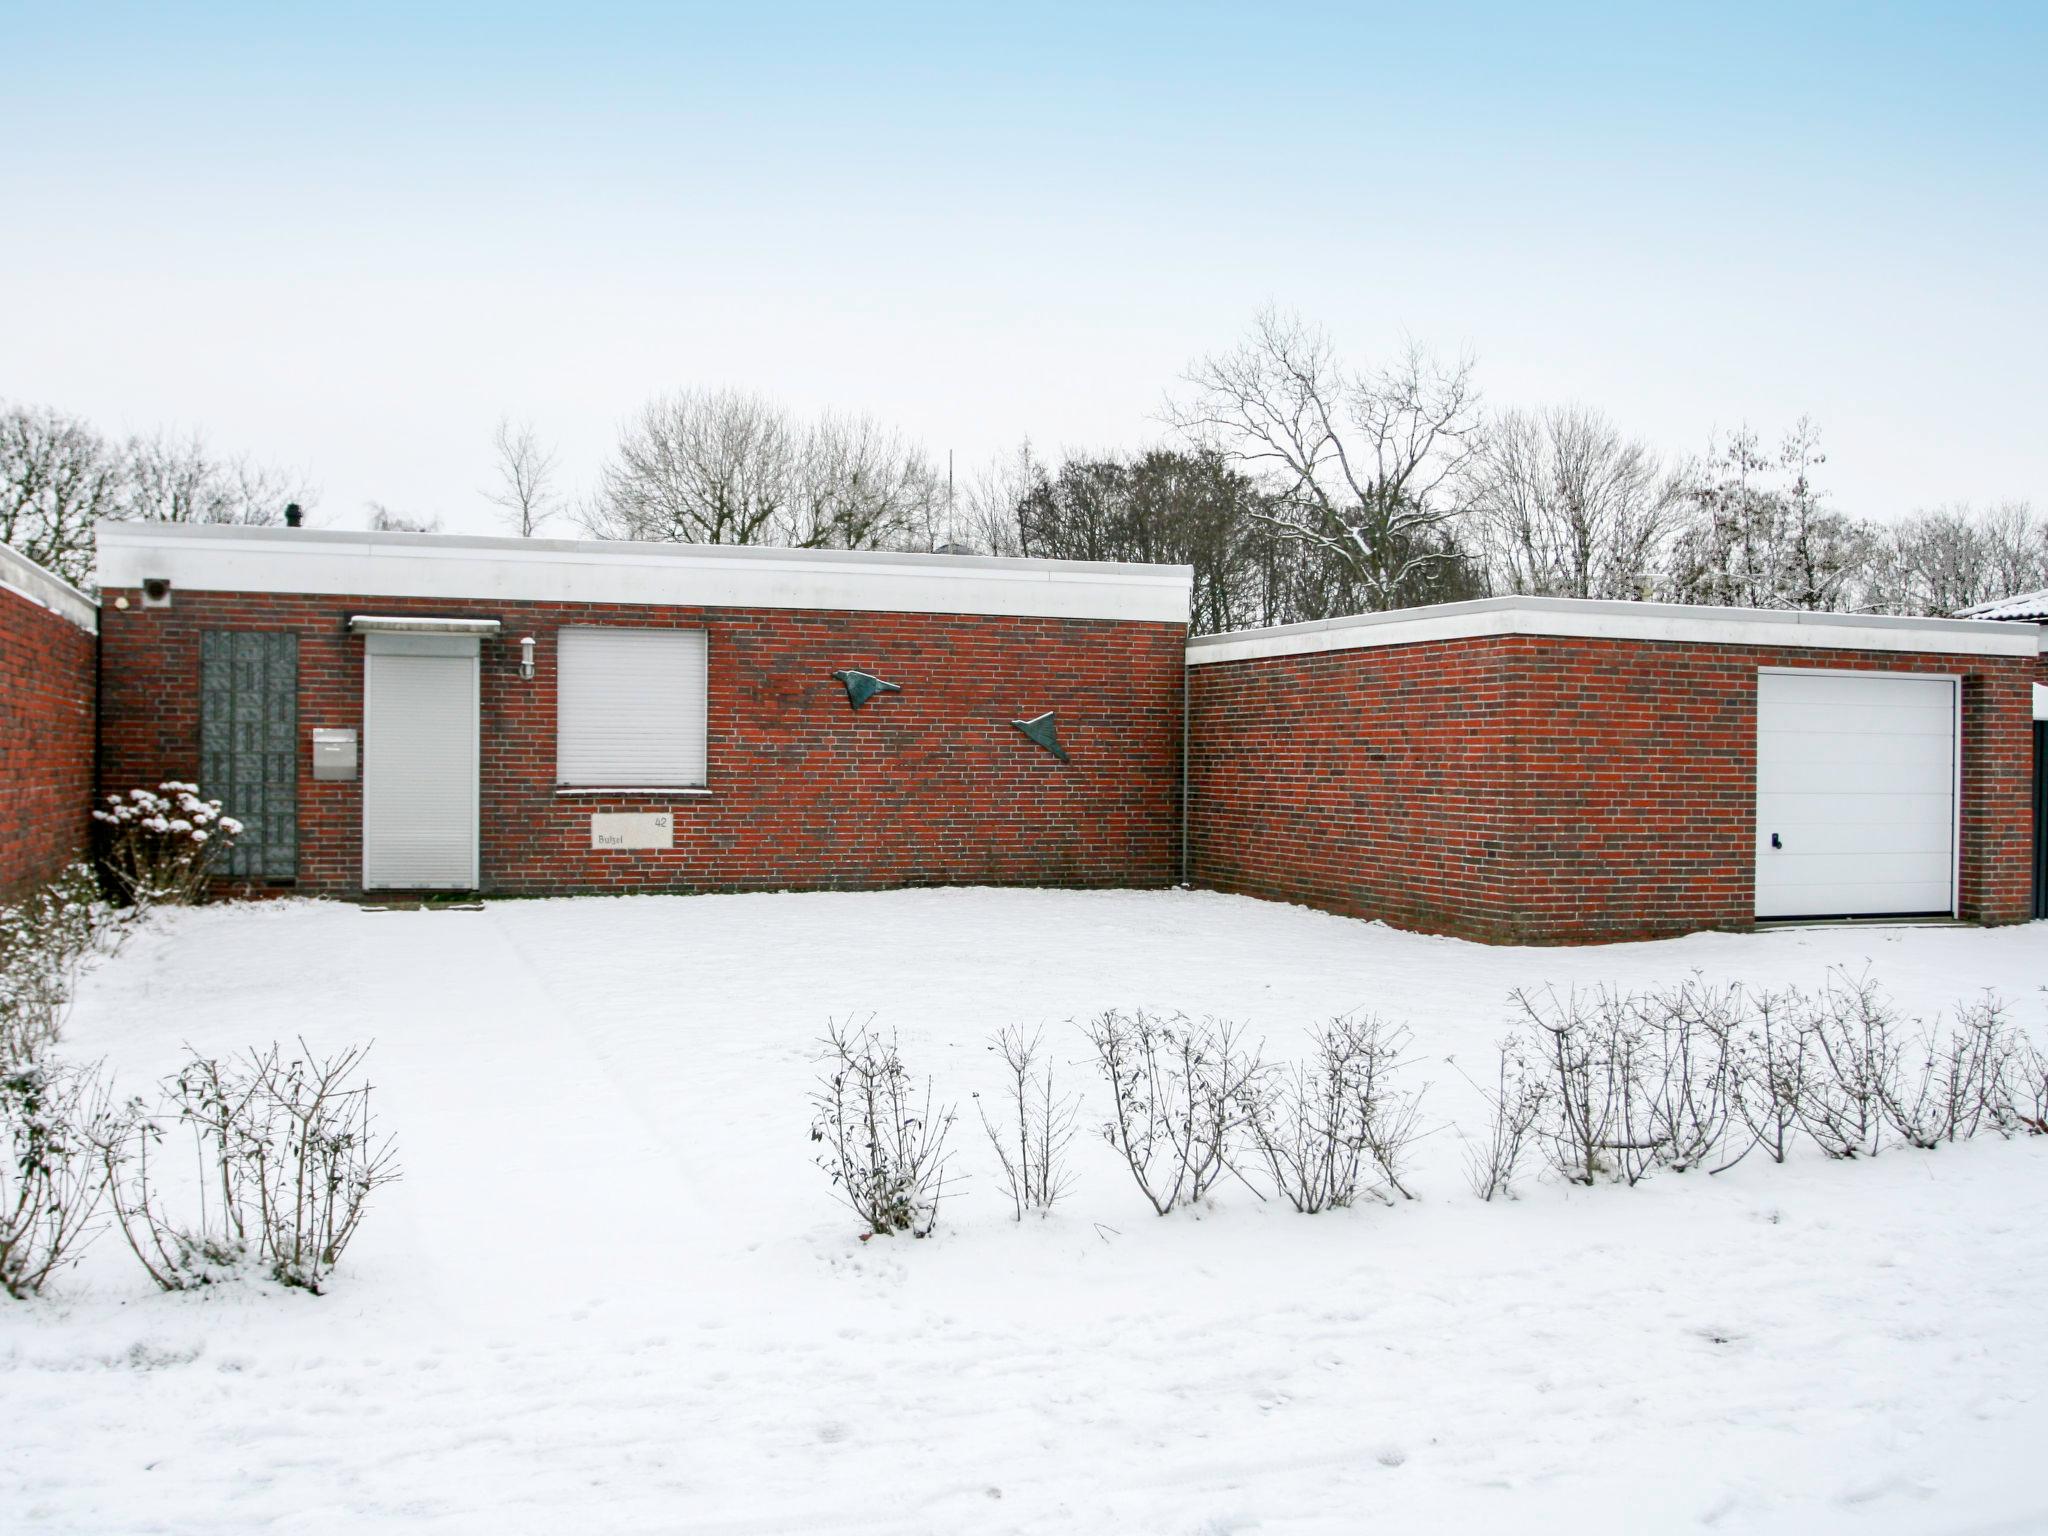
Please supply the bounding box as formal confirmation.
[519,635,536,681]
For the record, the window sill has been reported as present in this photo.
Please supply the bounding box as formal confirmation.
[554,786,712,797]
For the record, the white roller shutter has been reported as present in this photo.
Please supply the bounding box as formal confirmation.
[1754,669,1957,920]
[556,628,708,787]
[363,633,480,890]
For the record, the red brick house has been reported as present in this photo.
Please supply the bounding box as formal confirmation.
[12,522,2036,941]
[94,522,1191,898]
[1186,597,2041,942]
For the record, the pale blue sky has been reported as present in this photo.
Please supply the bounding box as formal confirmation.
[3,2,2043,534]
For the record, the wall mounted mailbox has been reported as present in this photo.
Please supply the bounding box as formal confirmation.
[311,728,358,781]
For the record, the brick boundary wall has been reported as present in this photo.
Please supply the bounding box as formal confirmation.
[0,550,98,897]
[98,590,1185,897]
[1189,634,2036,944]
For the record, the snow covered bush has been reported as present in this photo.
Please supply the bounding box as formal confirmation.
[1247,1013,1424,1212]
[0,863,122,1063]
[810,1019,957,1238]
[0,1058,126,1299]
[93,782,241,907]
[974,1025,1078,1220]
[1085,1009,1262,1215]
[1638,978,1743,1174]
[105,1041,400,1293]
[1460,1038,1548,1201]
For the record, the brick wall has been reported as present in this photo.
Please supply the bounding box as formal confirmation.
[1189,635,2037,944]
[98,590,1184,896]
[0,579,97,896]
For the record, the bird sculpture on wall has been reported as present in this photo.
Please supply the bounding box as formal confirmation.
[831,669,903,710]
[1011,711,1070,762]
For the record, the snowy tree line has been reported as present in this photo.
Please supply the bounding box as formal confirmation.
[8,307,2044,622]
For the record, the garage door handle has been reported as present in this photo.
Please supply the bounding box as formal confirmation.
[1770,833,1782,849]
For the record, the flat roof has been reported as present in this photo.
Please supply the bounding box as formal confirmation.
[0,541,98,633]
[1186,594,2042,665]
[95,522,1193,626]
[1957,587,2048,623]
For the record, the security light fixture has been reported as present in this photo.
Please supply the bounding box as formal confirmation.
[519,635,536,680]
[141,577,173,608]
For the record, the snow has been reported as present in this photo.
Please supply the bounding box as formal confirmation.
[7,887,2048,1535]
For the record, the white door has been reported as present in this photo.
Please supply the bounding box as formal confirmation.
[1754,669,1957,919]
[363,633,480,890]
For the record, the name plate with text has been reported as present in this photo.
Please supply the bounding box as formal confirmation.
[591,812,673,851]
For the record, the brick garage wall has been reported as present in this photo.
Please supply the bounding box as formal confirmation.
[1189,635,2036,944]
[0,580,96,895]
[98,590,1184,896]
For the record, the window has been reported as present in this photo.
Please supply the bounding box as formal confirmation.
[555,628,708,788]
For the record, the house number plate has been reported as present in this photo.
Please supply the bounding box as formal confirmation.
[591,812,673,851]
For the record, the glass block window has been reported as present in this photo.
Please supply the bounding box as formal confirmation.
[199,631,299,879]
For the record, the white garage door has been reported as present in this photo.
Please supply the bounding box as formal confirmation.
[1755,670,1957,920]
[363,633,480,891]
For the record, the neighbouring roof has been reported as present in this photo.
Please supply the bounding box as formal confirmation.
[1186,594,2043,666]
[0,540,98,633]
[94,522,1193,626]
[1956,588,2048,623]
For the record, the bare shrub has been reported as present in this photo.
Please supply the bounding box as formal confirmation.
[1,1059,125,1299]
[2011,1033,2048,1136]
[810,1019,956,1238]
[1724,988,1808,1165]
[93,782,241,908]
[1249,1013,1424,1212]
[1516,986,1666,1186]
[104,1042,400,1293]
[1460,1038,1548,1201]
[1788,971,1898,1159]
[1085,1009,1262,1215]
[1,864,122,1064]
[1640,977,1742,1173]
[974,1026,1078,1220]
[1879,993,2024,1149]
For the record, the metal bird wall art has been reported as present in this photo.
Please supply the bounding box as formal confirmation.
[831,669,903,710]
[1011,711,1070,762]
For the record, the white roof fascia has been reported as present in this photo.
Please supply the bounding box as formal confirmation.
[0,542,98,634]
[1186,595,2041,666]
[95,522,1192,625]
[348,615,504,636]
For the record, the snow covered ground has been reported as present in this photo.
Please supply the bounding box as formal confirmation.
[6,888,2047,1536]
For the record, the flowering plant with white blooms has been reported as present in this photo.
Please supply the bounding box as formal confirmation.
[93,782,243,907]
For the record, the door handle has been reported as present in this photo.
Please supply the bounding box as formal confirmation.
[1770,833,1782,850]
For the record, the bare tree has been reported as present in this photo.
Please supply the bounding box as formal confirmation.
[1863,499,2048,616]
[953,438,1040,557]
[2,403,309,586]
[1169,310,1486,610]
[483,417,562,537]
[588,388,939,551]
[122,431,306,529]
[1471,406,1681,600]
[1666,421,1865,610]
[0,404,125,586]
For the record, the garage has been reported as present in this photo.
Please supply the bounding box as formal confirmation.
[1754,669,1958,920]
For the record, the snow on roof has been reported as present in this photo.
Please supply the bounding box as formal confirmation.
[93,521,1193,626]
[1187,594,2042,665]
[1955,588,2048,622]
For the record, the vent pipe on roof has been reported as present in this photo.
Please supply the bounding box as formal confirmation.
[284,503,303,528]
